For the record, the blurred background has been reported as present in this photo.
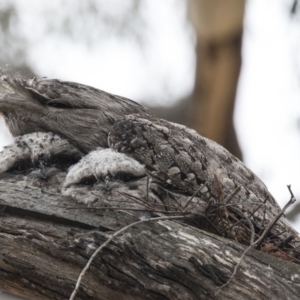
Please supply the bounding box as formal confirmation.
[0,0,300,229]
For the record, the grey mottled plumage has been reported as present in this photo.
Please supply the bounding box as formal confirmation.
[62,148,207,213]
[63,148,162,209]
[0,73,298,247]
[0,73,149,153]
[0,132,82,192]
[108,115,300,243]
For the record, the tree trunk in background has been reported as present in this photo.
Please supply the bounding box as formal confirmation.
[187,0,245,160]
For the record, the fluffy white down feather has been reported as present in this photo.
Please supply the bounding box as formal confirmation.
[64,148,146,188]
[0,132,82,192]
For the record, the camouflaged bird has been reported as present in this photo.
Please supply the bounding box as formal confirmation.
[108,114,300,247]
[0,72,299,250]
[0,132,82,193]
[0,72,149,153]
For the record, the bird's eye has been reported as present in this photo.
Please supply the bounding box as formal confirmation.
[81,177,97,186]
[116,173,134,182]
[9,161,31,174]
[47,102,70,109]
[122,175,134,182]
[52,155,77,168]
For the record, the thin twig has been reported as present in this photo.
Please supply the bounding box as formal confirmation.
[224,186,242,203]
[146,176,150,203]
[187,211,221,235]
[69,214,189,300]
[117,191,154,209]
[228,206,255,244]
[204,198,213,214]
[221,209,254,243]
[186,196,202,212]
[214,185,296,296]
[247,196,269,220]
[117,191,180,210]
[182,184,208,211]
[255,185,296,249]
[208,201,271,215]
[267,229,287,241]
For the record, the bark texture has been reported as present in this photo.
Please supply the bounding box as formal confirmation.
[0,182,300,300]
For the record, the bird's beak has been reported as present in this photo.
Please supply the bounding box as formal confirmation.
[94,180,122,192]
[27,167,60,180]
[0,77,46,136]
[0,79,31,106]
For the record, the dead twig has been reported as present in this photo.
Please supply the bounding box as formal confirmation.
[247,196,268,220]
[192,212,222,235]
[255,185,296,249]
[69,214,190,300]
[228,206,255,244]
[182,184,208,211]
[214,185,296,296]
[146,176,150,203]
[224,186,242,203]
[117,191,180,211]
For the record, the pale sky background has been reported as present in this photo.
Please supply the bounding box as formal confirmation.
[0,0,300,230]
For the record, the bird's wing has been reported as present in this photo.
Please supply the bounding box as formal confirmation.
[108,114,275,204]
[109,114,300,242]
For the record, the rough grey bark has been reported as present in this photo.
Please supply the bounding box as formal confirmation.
[0,182,300,300]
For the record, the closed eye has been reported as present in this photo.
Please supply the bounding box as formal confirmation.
[80,176,97,186]
[51,155,80,169]
[115,172,145,183]
[47,102,71,108]
[8,160,33,174]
